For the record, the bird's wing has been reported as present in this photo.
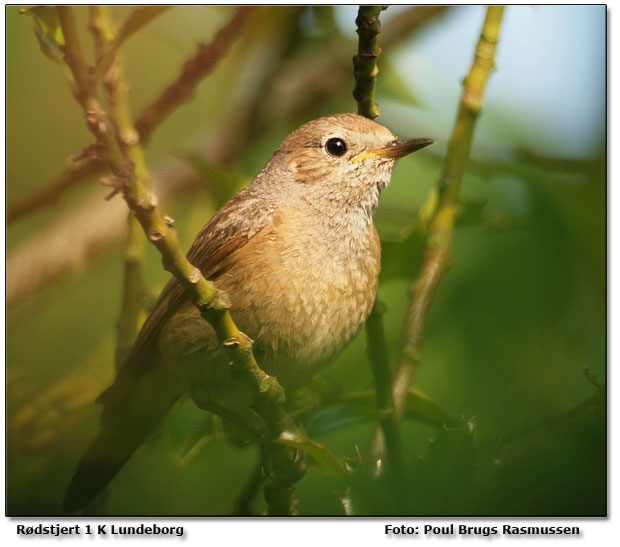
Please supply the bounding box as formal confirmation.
[98,189,274,402]
[65,190,276,512]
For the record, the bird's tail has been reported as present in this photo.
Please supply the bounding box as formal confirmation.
[63,363,178,513]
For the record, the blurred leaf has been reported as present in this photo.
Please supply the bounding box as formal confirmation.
[345,418,476,515]
[302,405,369,437]
[276,428,350,481]
[412,418,477,513]
[425,418,477,481]
[456,198,488,227]
[379,235,425,282]
[302,388,455,438]
[485,390,605,515]
[343,388,456,428]
[287,375,343,423]
[20,6,65,63]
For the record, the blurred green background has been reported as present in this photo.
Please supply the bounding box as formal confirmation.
[6,5,606,516]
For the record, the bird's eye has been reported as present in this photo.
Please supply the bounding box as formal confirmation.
[325,138,347,157]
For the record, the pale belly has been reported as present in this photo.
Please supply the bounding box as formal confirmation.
[159,212,381,390]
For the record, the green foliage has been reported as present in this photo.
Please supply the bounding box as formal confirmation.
[6,5,605,516]
[20,6,65,63]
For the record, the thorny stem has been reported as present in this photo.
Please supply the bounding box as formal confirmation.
[353,6,386,119]
[393,6,505,416]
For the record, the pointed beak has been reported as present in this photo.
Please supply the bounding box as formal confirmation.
[352,138,435,163]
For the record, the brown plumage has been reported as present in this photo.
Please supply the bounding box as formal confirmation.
[63,113,433,512]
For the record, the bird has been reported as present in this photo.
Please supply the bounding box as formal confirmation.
[63,112,433,512]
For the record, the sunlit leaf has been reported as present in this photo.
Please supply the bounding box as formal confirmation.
[20,6,65,63]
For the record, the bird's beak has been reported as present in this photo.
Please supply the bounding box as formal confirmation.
[352,138,434,163]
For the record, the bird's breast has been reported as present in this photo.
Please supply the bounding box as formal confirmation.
[216,206,381,385]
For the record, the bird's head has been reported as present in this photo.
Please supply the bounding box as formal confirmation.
[266,113,433,216]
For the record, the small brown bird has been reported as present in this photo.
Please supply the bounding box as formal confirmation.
[63,113,433,511]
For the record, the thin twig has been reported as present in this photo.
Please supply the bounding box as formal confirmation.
[6,158,104,223]
[7,7,306,309]
[393,6,506,416]
[352,6,386,119]
[57,3,283,415]
[57,6,305,515]
[7,5,445,226]
[136,6,255,143]
[7,6,254,225]
[89,5,149,369]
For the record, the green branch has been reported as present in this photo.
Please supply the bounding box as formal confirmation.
[8,6,254,225]
[353,5,386,119]
[8,6,448,227]
[365,300,404,474]
[88,6,148,369]
[55,6,307,515]
[57,4,283,411]
[393,6,505,415]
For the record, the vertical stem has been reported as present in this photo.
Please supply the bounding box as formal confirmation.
[353,5,404,474]
[365,300,404,474]
[116,213,147,368]
[394,6,505,414]
[353,5,386,119]
[233,456,264,515]
[88,6,149,369]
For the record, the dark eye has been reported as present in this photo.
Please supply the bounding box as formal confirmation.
[325,137,347,157]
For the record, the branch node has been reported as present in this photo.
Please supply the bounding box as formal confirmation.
[120,128,140,147]
[147,230,165,242]
[163,215,176,227]
[85,108,109,135]
[188,267,202,284]
[72,143,105,162]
